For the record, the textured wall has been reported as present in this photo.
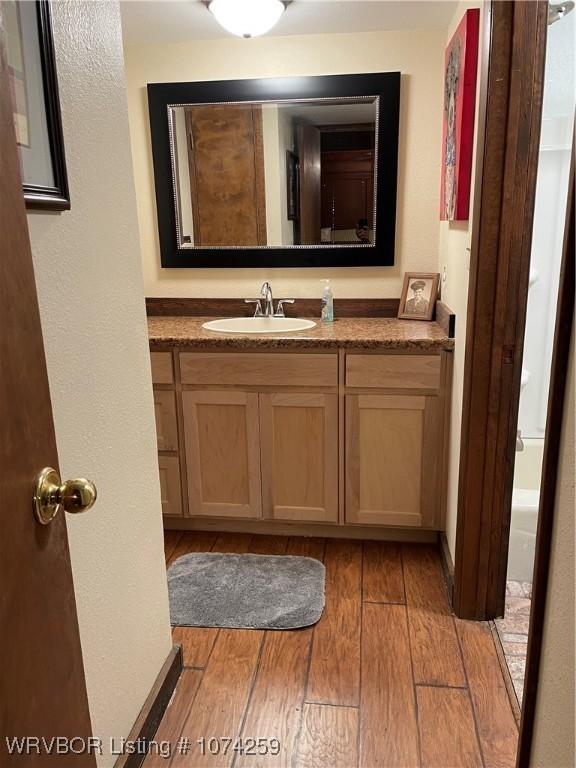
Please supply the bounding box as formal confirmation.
[123,29,445,299]
[530,325,575,767]
[437,1,483,558]
[27,2,172,764]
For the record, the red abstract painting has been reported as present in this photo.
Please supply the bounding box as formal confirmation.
[440,9,480,221]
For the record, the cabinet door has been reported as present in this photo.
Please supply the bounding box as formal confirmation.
[260,393,338,523]
[158,456,183,517]
[346,394,442,528]
[153,390,178,451]
[182,390,262,518]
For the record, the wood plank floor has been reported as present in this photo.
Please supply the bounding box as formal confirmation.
[147,532,518,768]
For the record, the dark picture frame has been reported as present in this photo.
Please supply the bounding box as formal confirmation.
[148,72,400,268]
[6,0,70,211]
[286,150,299,221]
[398,272,440,321]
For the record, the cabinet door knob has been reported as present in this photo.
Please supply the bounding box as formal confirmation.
[33,467,97,525]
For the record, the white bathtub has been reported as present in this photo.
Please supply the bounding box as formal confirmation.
[507,438,543,583]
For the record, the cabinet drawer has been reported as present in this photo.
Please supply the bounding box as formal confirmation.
[346,354,441,390]
[158,456,182,517]
[153,390,178,451]
[150,352,173,384]
[180,353,338,388]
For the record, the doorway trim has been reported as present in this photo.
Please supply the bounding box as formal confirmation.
[516,140,574,767]
[453,0,548,620]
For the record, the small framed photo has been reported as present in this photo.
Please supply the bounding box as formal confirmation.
[398,272,440,321]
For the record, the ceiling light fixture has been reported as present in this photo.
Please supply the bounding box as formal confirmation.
[208,0,286,38]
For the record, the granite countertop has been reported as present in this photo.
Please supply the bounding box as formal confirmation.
[148,316,454,351]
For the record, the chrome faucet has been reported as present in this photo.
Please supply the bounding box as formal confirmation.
[260,282,274,317]
[244,282,295,318]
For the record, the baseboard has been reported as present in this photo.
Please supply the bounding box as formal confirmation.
[162,515,438,543]
[438,531,455,607]
[114,644,182,768]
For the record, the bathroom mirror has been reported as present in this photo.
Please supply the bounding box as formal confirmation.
[148,73,400,268]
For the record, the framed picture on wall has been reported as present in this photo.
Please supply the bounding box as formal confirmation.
[4,0,70,210]
[398,272,440,321]
[440,8,480,221]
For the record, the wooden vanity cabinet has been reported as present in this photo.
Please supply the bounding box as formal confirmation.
[178,352,339,522]
[180,389,337,523]
[150,347,452,533]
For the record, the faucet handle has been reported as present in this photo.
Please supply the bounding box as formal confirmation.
[244,298,263,317]
[275,299,295,317]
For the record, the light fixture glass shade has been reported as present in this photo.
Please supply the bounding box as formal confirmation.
[209,0,285,38]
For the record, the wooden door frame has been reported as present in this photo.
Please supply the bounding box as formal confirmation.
[453,0,549,620]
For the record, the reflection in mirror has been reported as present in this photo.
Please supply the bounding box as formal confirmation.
[169,98,378,249]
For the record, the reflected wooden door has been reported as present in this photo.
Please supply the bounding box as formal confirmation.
[297,122,322,244]
[185,105,267,246]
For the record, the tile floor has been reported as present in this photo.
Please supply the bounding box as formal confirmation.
[495,580,532,704]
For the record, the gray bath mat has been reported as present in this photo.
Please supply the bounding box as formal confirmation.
[168,552,325,630]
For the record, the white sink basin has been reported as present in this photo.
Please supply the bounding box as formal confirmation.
[202,317,317,334]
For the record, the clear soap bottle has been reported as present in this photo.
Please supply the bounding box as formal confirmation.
[321,279,334,323]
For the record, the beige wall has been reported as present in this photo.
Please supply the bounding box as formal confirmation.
[27,2,172,764]
[438,1,483,557]
[530,324,575,767]
[261,105,283,245]
[261,105,295,245]
[124,28,445,299]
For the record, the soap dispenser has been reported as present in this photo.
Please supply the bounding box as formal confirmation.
[321,279,334,322]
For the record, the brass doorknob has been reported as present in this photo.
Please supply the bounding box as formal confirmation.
[34,467,97,525]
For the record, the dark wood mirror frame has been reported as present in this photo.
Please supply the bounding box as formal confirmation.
[23,1,70,211]
[148,72,400,268]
